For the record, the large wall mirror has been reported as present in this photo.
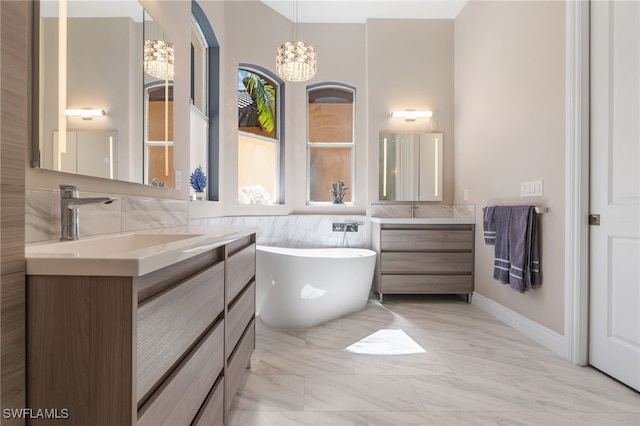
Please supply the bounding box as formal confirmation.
[33,0,175,188]
[379,132,443,201]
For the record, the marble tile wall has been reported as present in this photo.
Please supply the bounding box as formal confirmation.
[370,203,475,219]
[191,215,368,248]
[25,188,188,243]
[26,187,367,248]
[28,190,472,246]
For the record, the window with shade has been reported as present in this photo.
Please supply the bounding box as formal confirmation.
[307,84,355,204]
[237,67,282,205]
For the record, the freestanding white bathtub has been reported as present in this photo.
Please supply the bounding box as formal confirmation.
[256,245,377,329]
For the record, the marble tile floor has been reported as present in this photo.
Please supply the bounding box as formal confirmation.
[227,295,640,426]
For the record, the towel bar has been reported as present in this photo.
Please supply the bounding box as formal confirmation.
[485,205,548,214]
[534,207,548,214]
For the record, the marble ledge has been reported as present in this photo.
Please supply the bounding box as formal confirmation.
[369,217,475,225]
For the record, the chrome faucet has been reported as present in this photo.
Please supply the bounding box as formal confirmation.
[59,184,117,241]
[410,204,419,218]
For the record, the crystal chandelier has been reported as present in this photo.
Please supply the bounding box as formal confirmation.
[144,39,175,80]
[276,0,316,82]
[276,41,316,82]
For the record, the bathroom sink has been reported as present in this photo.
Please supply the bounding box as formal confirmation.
[27,233,202,255]
[25,226,257,277]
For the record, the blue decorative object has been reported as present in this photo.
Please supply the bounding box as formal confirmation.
[190,166,208,193]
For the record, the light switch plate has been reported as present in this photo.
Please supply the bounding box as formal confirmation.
[521,179,543,197]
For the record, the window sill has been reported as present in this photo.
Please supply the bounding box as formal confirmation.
[306,202,355,207]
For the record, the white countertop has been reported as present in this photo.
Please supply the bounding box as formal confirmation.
[25,225,257,277]
[369,217,476,225]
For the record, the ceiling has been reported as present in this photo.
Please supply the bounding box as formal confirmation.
[260,0,468,23]
[42,1,466,23]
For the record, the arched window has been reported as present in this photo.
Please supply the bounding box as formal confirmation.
[307,83,355,204]
[237,65,284,205]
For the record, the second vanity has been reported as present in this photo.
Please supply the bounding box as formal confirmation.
[25,226,256,426]
[370,217,475,303]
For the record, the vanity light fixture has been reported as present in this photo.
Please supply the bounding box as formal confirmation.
[276,0,317,82]
[65,109,106,120]
[391,110,433,122]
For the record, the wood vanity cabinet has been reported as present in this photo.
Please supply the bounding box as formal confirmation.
[26,233,256,426]
[371,223,474,302]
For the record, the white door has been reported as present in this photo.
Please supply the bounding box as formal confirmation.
[589,0,640,392]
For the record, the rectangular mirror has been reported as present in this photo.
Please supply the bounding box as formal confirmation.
[379,132,443,201]
[33,0,175,188]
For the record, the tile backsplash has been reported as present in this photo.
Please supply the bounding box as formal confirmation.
[191,215,368,248]
[26,187,367,248]
[27,188,470,247]
[26,188,188,243]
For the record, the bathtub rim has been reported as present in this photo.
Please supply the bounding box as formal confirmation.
[256,245,376,259]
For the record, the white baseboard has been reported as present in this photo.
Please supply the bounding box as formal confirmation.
[472,293,567,359]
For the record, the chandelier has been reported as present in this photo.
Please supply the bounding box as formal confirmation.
[276,0,316,82]
[144,39,175,80]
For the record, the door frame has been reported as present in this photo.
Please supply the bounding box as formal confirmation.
[565,0,590,366]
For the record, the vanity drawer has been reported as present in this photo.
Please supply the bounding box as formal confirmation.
[192,377,224,426]
[381,274,473,294]
[226,244,255,304]
[137,261,224,402]
[381,252,473,274]
[226,319,255,412]
[138,319,224,426]
[226,281,256,359]
[381,229,473,251]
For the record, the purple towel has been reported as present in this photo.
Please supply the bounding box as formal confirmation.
[508,206,532,293]
[490,205,542,292]
[492,206,512,284]
[528,209,542,290]
[483,206,496,245]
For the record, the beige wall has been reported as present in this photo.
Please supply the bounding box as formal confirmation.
[454,0,566,334]
[366,19,455,206]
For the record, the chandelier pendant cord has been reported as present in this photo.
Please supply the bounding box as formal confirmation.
[275,0,316,82]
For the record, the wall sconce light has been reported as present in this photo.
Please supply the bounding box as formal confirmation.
[65,109,106,120]
[391,110,433,122]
